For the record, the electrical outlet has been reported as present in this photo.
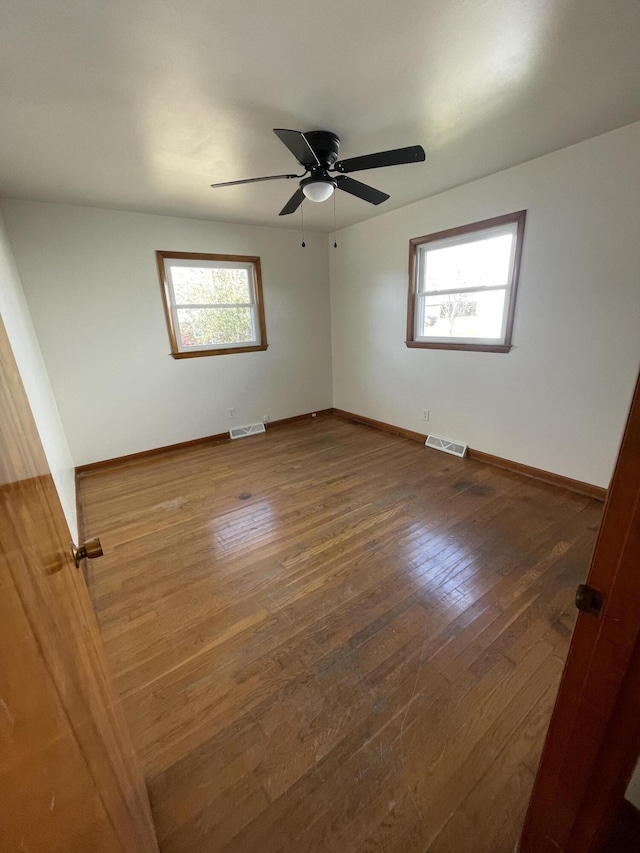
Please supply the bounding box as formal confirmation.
[263,414,269,423]
[422,408,430,422]
[227,408,235,419]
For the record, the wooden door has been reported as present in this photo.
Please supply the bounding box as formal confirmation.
[0,315,158,853]
[519,366,640,852]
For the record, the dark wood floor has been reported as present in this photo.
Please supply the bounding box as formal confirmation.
[79,416,603,853]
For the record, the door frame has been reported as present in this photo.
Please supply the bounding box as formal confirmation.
[519,366,640,851]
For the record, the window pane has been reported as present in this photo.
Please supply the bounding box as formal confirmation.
[171,266,251,305]
[421,289,506,339]
[423,233,513,292]
[177,307,254,347]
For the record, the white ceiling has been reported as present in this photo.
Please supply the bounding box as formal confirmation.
[1,0,639,232]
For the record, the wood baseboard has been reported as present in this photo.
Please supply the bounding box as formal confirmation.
[467,448,607,501]
[75,409,333,476]
[332,408,427,444]
[265,408,333,430]
[331,408,607,501]
[75,469,85,539]
[75,431,229,475]
[76,406,607,501]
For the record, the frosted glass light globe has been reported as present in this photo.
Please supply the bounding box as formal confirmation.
[302,181,335,202]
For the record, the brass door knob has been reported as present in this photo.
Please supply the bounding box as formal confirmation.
[71,537,103,568]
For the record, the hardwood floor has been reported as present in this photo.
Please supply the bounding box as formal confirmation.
[79,416,603,853]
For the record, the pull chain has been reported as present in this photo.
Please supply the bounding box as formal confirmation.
[301,204,306,248]
[333,193,337,248]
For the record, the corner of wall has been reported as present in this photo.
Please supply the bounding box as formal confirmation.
[0,208,78,540]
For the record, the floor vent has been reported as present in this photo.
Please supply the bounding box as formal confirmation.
[229,422,266,440]
[425,434,468,458]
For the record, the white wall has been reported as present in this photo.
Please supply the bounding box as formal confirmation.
[3,123,639,485]
[330,122,640,488]
[0,213,77,539]
[1,203,333,466]
[627,762,640,809]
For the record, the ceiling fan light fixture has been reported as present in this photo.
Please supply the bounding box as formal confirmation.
[301,179,335,202]
[210,130,425,216]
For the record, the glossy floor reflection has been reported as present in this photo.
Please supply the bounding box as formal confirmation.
[80,416,602,853]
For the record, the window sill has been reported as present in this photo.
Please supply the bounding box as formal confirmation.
[170,344,269,359]
[405,340,511,353]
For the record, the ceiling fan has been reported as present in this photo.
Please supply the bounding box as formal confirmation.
[210,129,426,216]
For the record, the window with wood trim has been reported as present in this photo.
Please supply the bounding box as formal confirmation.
[406,211,526,353]
[157,251,268,358]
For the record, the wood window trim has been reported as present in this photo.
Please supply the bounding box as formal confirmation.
[406,210,526,353]
[156,250,268,358]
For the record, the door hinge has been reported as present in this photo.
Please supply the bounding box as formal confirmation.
[575,583,604,618]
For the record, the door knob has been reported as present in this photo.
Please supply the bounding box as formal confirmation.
[575,583,604,617]
[71,537,103,568]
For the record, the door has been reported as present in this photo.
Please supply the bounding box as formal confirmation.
[0,315,158,853]
[519,366,640,852]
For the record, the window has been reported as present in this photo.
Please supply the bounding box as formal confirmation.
[406,211,526,352]
[157,251,268,358]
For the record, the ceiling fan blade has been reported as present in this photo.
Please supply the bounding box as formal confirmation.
[333,145,426,174]
[273,129,321,168]
[211,173,303,188]
[336,176,389,205]
[279,188,305,216]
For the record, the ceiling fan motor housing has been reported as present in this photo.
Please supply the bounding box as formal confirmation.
[303,130,341,167]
